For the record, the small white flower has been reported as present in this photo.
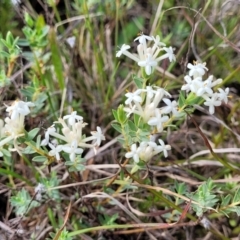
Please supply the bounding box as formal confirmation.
[196,78,213,96]
[48,143,62,161]
[181,75,193,92]
[116,44,140,62]
[152,35,166,49]
[0,115,26,155]
[62,140,83,161]
[4,117,24,137]
[116,44,131,57]
[138,141,157,162]
[152,88,171,108]
[189,77,203,94]
[90,126,105,146]
[163,46,176,62]
[134,34,152,44]
[41,126,56,146]
[203,93,222,114]
[187,62,208,78]
[157,139,171,157]
[138,53,157,75]
[124,105,140,118]
[63,111,83,125]
[145,86,157,100]
[125,144,140,163]
[148,109,169,132]
[217,87,229,104]
[205,75,222,88]
[161,98,179,116]
[6,100,35,120]
[125,90,143,105]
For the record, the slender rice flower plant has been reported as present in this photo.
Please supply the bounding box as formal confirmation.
[41,111,105,164]
[114,33,178,170]
[181,61,229,114]
[114,33,229,173]
[116,34,175,75]
[0,100,34,156]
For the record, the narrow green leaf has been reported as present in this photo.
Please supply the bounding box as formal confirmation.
[133,113,141,126]
[48,28,64,90]
[185,92,203,106]
[233,188,240,203]
[178,90,186,108]
[36,135,41,149]
[0,51,10,58]
[21,146,35,154]
[234,207,240,216]
[112,109,119,122]
[32,156,47,162]
[221,194,231,206]
[128,120,137,132]
[133,75,144,89]
[27,128,40,140]
[111,123,122,133]
[117,105,127,124]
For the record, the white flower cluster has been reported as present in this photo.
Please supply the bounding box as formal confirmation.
[41,111,105,162]
[0,100,35,156]
[116,34,176,75]
[182,62,229,114]
[124,86,175,163]
[125,139,171,163]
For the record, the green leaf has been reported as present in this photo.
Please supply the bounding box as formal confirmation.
[17,38,30,47]
[133,75,144,89]
[48,28,64,90]
[128,120,137,132]
[112,109,119,122]
[76,164,86,171]
[69,166,77,172]
[133,113,141,126]
[174,180,187,195]
[0,51,10,58]
[188,178,218,217]
[6,31,14,45]
[234,207,240,216]
[233,188,240,203]
[1,148,11,157]
[24,12,34,27]
[41,26,50,38]
[21,146,35,154]
[185,92,203,106]
[32,156,47,162]
[117,105,127,124]
[117,137,125,145]
[10,189,40,216]
[178,90,186,108]
[221,194,231,206]
[111,122,122,133]
[27,128,40,140]
[36,135,41,149]
[65,161,74,166]
[99,213,119,226]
